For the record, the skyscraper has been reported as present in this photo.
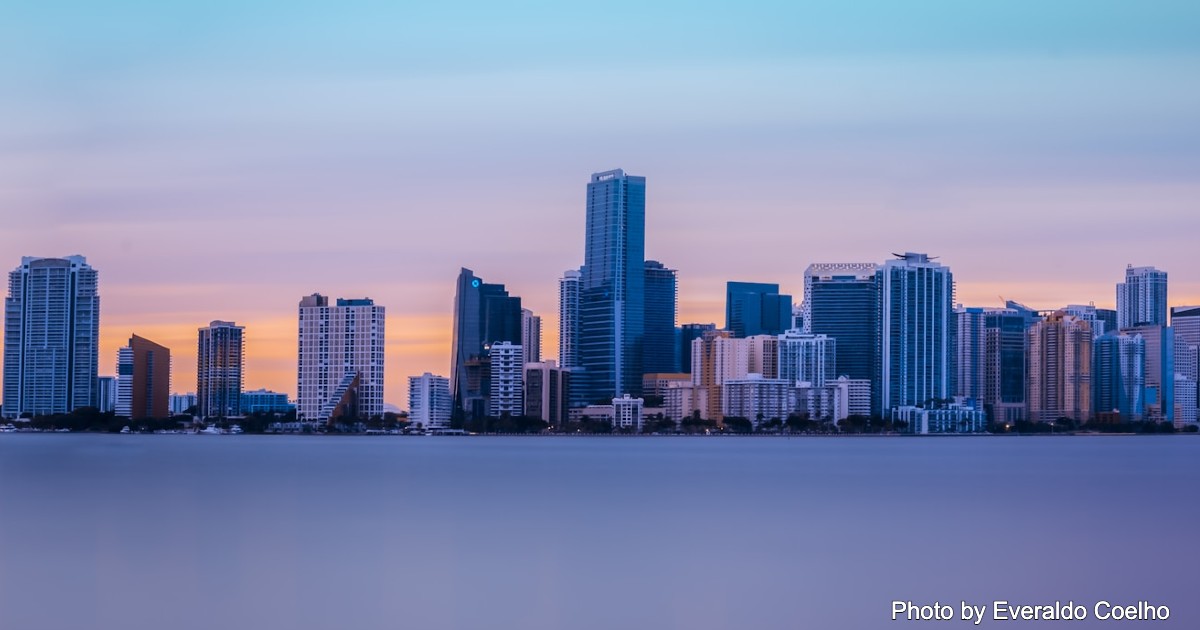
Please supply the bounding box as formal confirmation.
[115,334,171,420]
[955,307,986,401]
[878,253,954,417]
[803,263,879,412]
[1093,332,1145,422]
[677,323,716,373]
[1172,306,1200,423]
[1063,303,1114,338]
[776,330,835,387]
[451,268,522,418]
[643,260,678,375]
[488,341,524,417]
[524,360,570,428]
[983,308,1030,425]
[1123,324,1175,424]
[1116,265,1168,330]
[408,373,452,429]
[197,321,244,419]
[1027,312,1092,423]
[725,281,791,338]
[3,255,99,418]
[297,294,386,423]
[578,169,646,402]
[521,308,542,367]
[558,269,581,371]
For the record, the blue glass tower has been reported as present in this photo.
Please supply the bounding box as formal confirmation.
[578,169,645,403]
[803,263,880,412]
[643,261,677,375]
[725,282,791,338]
[450,268,522,418]
[877,253,955,417]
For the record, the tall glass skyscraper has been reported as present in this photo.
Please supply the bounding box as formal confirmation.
[643,260,677,375]
[1116,265,1168,330]
[677,323,716,373]
[197,320,244,419]
[725,282,791,338]
[577,169,645,403]
[803,263,879,412]
[878,253,954,417]
[1093,332,1145,422]
[3,255,100,417]
[558,269,581,371]
[450,268,522,418]
[983,308,1030,425]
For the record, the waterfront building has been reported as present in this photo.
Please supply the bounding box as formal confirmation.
[722,374,793,428]
[955,307,986,401]
[488,341,523,417]
[725,281,791,338]
[984,307,1030,425]
[521,308,542,366]
[642,373,691,399]
[1027,312,1092,423]
[1063,304,1114,338]
[450,268,522,418]
[1174,375,1197,426]
[643,261,678,375]
[408,373,452,429]
[577,169,646,402]
[1122,324,1175,424]
[297,294,385,423]
[663,381,707,422]
[241,389,293,414]
[558,269,581,371]
[1116,265,1168,330]
[1171,306,1200,422]
[97,376,117,413]
[690,330,752,422]
[115,334,171,419]
[1093,333,1145,422]
[891,401,987,434]
[169,393,197,416]
[197,321,244,419]
[3,256,100,417]
[803,262,879,411]
[524,361,570,428]
[878,253,954,417]
[776,330,835,387]
[612,394,644,431]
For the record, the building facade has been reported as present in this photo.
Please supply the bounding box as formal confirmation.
[984,307,1030,426]
[643,260,678,375]
[878,253,954,417]
[241,389,293,414]
[450,269,522,418]
[3,255,100,417]
[955,307,986,401]
[408,373,452,429]
[677,323,716,373]
[1093,333,1145,422]
[612,394,644,431]
[892,402,987,434]
[1122,324,1174,424]
[1027,312,1092,423]
[722,374,793,428]
[725,281,791,338]
[524,361,570,428]
[803,262,879,412]
[578,169,646,402]
[558,269,581,371]
[116,334,171,419]
[521,308,542,367]
[297,294,386,422]
[1116,265,1168,330]
[488,341,523,417]
[777,330,835,387]
[197,321,244,419]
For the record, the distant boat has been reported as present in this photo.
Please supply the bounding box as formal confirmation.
[229,424,243,435]
[120,426,131,434]
[0,424,16,433]
[199,426,222,435]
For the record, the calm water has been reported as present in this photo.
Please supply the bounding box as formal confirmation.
[1,434,1197,629]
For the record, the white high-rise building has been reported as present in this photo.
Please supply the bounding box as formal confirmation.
[521,308,542,366]
[777,330,835,387]
[955,307,986,400]
[1116,265,1168,330]
[97,376,117,413]
[408,373,451,429]
[722,374,793,428]
[879,253,954,417]
[488,341,523,417]
[297,294,386,423]
[3,255,100,418]
[558,269,581,370]
[612,394,644,431]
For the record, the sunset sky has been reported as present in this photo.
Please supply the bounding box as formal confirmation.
[3,1,1198,408]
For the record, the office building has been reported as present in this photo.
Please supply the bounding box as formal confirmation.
[115,334,171,420]
[521,308,542,366]
[1027,312,1092,423]
[722,374,793,428]
[408,373,452,429]
[558,269,581,371]
[803,262,879,410]
[297,294,386,423]
[643,261,678,375]
[1122,324,1175,424]
[488,341,523,417]
[892,401,987,434]
[678,323,716,373]
[578,169,646,402]
[197,321,244,419]
[954,307,986,401]
[450,268,522,418]
[1116,265,1168,330]
[726,281,791,338]
[242,389,293,414]
[878,253,954,417]
[524,361,570,428]
[984,307,1030,425]
[3,255,99,417]
[1093,333,1145,422]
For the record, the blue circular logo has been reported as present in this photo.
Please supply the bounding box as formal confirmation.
[471,279,481,288]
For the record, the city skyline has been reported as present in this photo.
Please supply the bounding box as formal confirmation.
[4,3,1199,408]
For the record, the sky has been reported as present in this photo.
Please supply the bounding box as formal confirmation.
[2,1,1198,408]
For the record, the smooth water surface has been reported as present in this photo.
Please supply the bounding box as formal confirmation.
[1,435,1196,629]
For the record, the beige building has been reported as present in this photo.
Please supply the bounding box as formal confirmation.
[1027,311,1092,423]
